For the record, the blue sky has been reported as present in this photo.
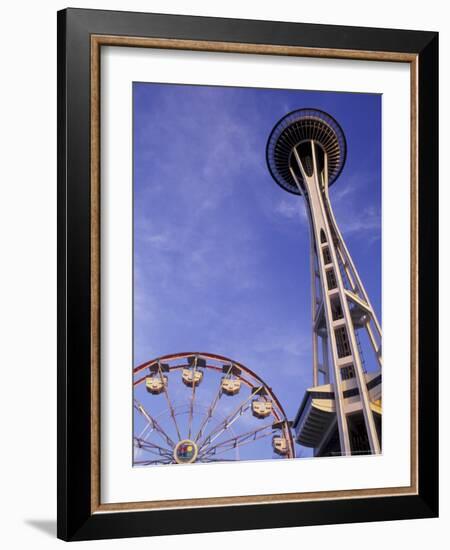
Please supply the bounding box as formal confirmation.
[133,82,381,460]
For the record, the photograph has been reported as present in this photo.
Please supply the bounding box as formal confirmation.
[132,82,382,467]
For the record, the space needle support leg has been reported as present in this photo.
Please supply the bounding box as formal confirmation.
[366,321,382,368]
[292,145,352,455]
[317,144,381,454]
[324,196,382,340]
[305,200,321,387]
[322,334,330,383]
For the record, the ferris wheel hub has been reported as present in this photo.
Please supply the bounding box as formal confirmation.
[173,439,199,464]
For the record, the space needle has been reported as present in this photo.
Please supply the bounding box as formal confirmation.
[266,109,382,457]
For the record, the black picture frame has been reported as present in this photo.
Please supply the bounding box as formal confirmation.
[57,7,438,541]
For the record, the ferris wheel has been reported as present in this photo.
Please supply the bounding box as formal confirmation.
[133,352,295,466]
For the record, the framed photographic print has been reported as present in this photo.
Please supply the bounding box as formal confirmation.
[57,8,438,541]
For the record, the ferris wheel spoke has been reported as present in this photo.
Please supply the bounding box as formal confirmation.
[187,359,199,440]
[134,436,173,459]
[134,458,173,466]
[156,363,182,441]
[199,423,274,459]
[197,457,238,463]
[134,399,176,449]
[197,387,261,452]
[134,353,295,464]
[137,421,153,441]
[201,433,273,461]
[135,446,173,460]
[193,365,233,443]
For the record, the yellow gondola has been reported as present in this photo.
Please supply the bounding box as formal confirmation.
[251,399,272,419]
[145,375,168,395]
[272,436,289,456]
[221,377,241,396]
[182,368,203,387]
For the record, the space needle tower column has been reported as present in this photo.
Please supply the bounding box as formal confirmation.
[266,109,382,456]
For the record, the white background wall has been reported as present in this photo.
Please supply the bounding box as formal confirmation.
[0,0,446,547]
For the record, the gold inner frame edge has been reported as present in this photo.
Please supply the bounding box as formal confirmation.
[90,34,419,514]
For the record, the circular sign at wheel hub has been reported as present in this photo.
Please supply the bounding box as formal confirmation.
[173,439,198,464]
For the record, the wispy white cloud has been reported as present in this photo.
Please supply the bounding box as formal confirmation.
[274,198,307,223]
[133,83,381,431]
[268,170,381,243]
[338,205,381,236]
[330,172,381,239]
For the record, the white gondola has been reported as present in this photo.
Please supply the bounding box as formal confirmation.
[251,399,273,419]
[182,368,203,387]
[221,377,241,396]
[272,436,288,456]
[145,375,168,395]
